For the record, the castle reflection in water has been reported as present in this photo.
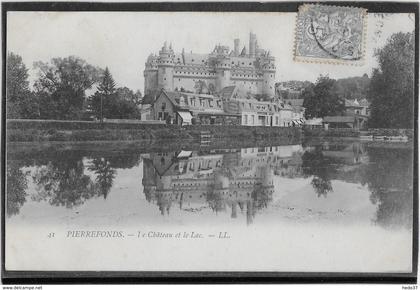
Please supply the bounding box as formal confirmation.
[142,145,304,224]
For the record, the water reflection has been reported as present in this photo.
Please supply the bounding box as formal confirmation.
[142,145,302,224]
[6,141,413,229]
[302,143,367,197]
[6,160,28,217]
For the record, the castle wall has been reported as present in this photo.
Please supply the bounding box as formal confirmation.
[173,74,217,93]
[144,70,158,95]
[145,35,276,97]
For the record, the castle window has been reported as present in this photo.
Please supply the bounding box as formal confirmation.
[161,102,166,111]
[242,62,244,65]
[192,59,194,62]
[249,63,252,65]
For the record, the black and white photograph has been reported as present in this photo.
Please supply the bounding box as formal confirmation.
[1,1,418,285]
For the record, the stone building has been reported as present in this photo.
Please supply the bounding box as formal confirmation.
[153,89,240,125]
[144,33,276,98]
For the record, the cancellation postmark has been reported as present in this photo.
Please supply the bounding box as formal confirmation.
[294,4,367,65]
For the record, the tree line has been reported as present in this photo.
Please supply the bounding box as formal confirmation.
[6,54,142,120]
[7,31,414,128]
[302,32,414,129]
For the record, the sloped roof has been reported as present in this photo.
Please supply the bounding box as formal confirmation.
[323,116,355,123]
[182,53,209,65]
[142,89,161,105]
[345,99,362,108]
[219,86,237,99]
[359,98,370,107]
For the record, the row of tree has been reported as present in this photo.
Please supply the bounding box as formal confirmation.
[7,31,414,128]
[301,32,414,129]
[6,53,142,120]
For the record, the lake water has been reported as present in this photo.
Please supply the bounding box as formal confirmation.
[5,139,413,272]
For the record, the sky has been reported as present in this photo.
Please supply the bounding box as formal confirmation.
[7,11,415,94]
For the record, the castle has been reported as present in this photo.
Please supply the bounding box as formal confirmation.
[144,32,276,97]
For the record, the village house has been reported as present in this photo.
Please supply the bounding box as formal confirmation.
[152,89,240,125]
[150,86,304,127]
[323,98,371,129]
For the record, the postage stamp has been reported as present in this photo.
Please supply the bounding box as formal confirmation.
[294,4,368,65]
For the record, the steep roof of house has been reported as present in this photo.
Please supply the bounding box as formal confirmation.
[345,99,363,108]
[359,98,370,107]
[219,86,237,99]
[142,89,161,105]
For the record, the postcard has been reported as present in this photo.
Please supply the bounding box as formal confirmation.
[2,2,417,283]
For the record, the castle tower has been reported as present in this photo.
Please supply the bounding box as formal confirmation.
[214,46,232,92]
[249,32,257,57]
[234,38,240,56]
[261,52,276,97]
[144,54,159,95]
[157,41,175,91]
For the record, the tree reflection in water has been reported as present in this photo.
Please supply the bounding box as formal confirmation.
[361,147,413,229]
[6,160,29,217]
[5,143,414,230]
[14,151,140,210]
[88,158,116,199]
[301,149,336,198]
[31,152,97,208]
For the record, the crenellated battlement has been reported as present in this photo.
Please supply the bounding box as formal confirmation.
[144,33,276,97]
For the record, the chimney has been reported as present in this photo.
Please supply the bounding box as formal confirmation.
[234,38,240,56]
[249,32,256,57]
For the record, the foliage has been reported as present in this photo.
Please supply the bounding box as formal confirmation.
[6,52,40,119]
[88,158,116,199]
[34,56,103,120]
[89,68,141,120]
[368,32,414,128]
[335,74,370,100]
[303,75,345,119]
[301,149,337,198]
[31,153,98,208]
[360,147,413,228]
[6,160,28,216]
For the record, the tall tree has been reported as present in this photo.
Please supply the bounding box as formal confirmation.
[303,75,345,119]
[368,32,414,128]
[6,52,39,118]
[88,67,117,120]
[34,56,102,120]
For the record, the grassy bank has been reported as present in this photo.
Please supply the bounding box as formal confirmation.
[6,119,301,143]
